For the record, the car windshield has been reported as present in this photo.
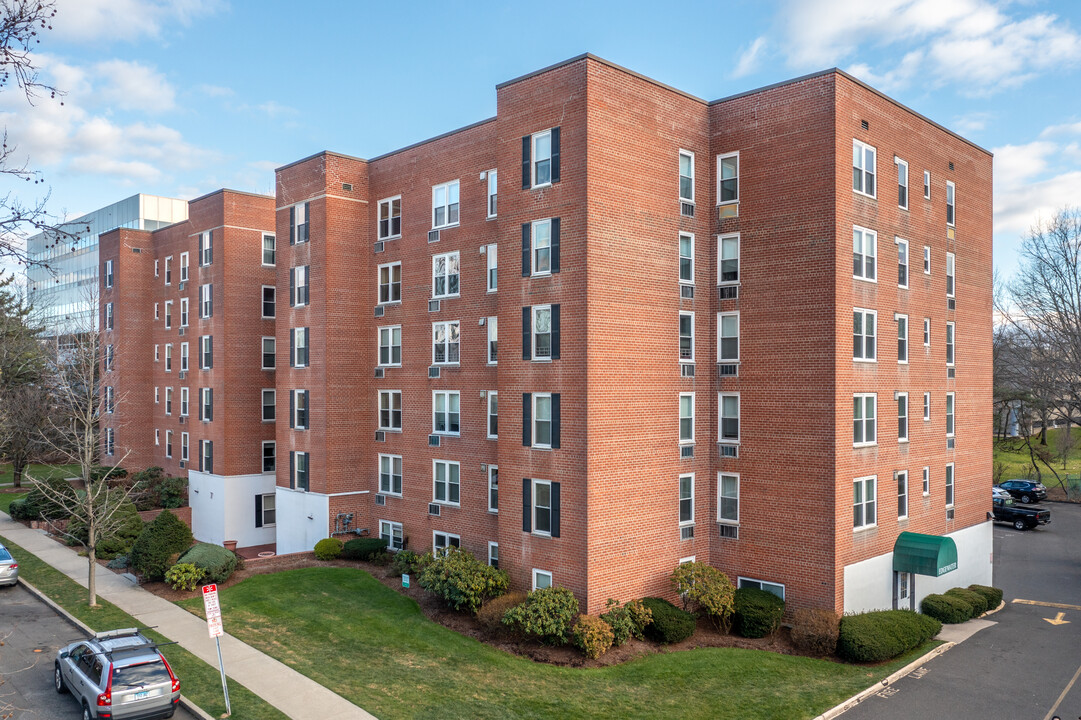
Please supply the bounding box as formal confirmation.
[112,661,170,689]
[0,548,11,561]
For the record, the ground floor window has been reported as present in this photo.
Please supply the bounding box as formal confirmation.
[533,568,553,590]
[737,577,785,600]
[256,494,276,528]
[488,541,499,569]
[433,531,460,554]
[380,520,404,551]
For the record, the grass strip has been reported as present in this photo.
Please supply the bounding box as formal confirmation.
[0,532,288,720]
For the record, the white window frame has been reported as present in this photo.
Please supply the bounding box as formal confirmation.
[853,475,877,530]
[923,170,931,200]
[262,337,276,371]
[854,308,877,362]
[200,335,212,370]
[179,297,189,328]
[853,139,877,198]
[155,429,160,446]
[923,318,931,347]
[945,463,955,508]
[292,389,308,430]
[922,466,930,496]
[261,235,275,267]
[896,237,909,289]
[432,321,460,365]
[261,285,276,319]
[379,454,403,496]
[487,465,499,513]
[180,343,189,373]
[154,259,159,277]
[896,313,908,364]
[292,202,309,245]
[378,325,402,368]
[946,252,956,298]
[262,441,276,473]
[432,251,460,299]
[853,226,877,282]
[946,392,955,438]
[487,316,498,365]
[923,245,931,274]
[719,392,740,443]
[678,473,695,527]
[104,259,113,289]
[487,391,498,439]
[164,255,172,285]
[291,450,308,490]
[181,432,189,462]
[923,392,931,421]
[155,302,159,321]
[381,520,405,551]
[432,180,460,229]
[379,389,402,431]
[946,322,955,367]
[257,491,275,526]
[378,196,402,240]
[293,265,308,308]
[532,569,553,591]
[679,149,695,204]
[432,390,460,436]
[165,430,173,459]
[896,391,909,443]
[165,386,173,415]
[679,311,694,363]
[895,157,908,210]
[200,387,212,422]
[488,541,499,568]
[432,459,461,506]
[718,233,740,285]
[737,577,785,600]
[378,262,401,305]
[155,344,160,363]
[718,472,739,526]
[716,151,739,205]
[199,231,212,266]
[486,171,498,218]
[155,386,160,404]
[292,327,307,368]
[679,392,695,445]
[531,219,553,277]
[532,393,553,449]
[718,311,739,363]
[164,343,173,373]
[180,251,189,282]
[486,244,498,292]
[532,305,552,361]
[679,232,694,285]
[531,129,553,188]
[180,387,189,418]
[262,389,276,423]
[531,478,553,536]
[200,283,212,318]
[164,300,172,329]
[946,181,956,227]
[854,393,877,447]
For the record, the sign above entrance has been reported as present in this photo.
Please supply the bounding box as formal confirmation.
[892,532,958,577]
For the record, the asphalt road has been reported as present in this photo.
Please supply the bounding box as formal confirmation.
[842,502,1081,720]
[0,582,197,720]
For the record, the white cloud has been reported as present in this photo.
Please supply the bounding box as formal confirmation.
[92,60,176,112]
[993,134,1081,241]
[256,101,298,119]
[732,36,768,78]
[1040,121,1081,138]
[951,111,992,135]
[51,0,223,43]
[198,84,234,98]
[782,0,1081,93]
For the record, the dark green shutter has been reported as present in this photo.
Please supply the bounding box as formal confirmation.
[551,482,560,538]
[551,218,560,273]
[522,223,531,276]
[523,393,532,446]
[289,206,296,245]
[522,307,531,360]
[255,495,263,528]
[303,202,311,243]
[521,136,531,189]
[289,329,295,368]
[551,393,560,449]
[289,452,295,489]
[289,391,295,428]
[289,268,296,307]
[522,479,532,532]
[550,127,560,183]
[551,304,560,359]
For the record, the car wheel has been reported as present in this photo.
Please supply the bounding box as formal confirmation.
[82,701,93,720]
[54,663,67,693]
[1014,520,1027,531]
[1022,494,1032,503]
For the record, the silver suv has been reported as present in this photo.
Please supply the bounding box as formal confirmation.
[54,628,180,720]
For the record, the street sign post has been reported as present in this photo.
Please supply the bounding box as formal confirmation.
[202,584,232,716]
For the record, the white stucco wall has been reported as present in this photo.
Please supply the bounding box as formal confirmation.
[188,471,277,549]
[275,488,330,555]
[843,521,994,613]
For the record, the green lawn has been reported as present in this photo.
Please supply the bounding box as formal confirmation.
[994,428,1081,492]
[0,491,26,514]
[0,462,80,487]
[181,567,933,720]
[0,533,288,720]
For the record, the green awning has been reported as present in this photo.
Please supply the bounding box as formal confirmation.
[892,532,958,577]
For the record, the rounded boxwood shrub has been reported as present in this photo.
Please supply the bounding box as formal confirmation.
[837,609,941,663]
[600,598,653,646]
[131,509,194,581]
[946,587,988,616]
[418,547,509,614]
[641,597,696,644]
[477,592,528,633]
[66,492,144,560]
[968,584,1003,610]
[920,593,973,624]
[572,615,614,659]
[734,587,786,638]
[342,537,388,561]
[389,549,421,578]
[314,537,344,560]
[670,561,736,631]
[791,607,840,656]
[178,542,238,584]
[165,562,206,591]
[502,586,580,645]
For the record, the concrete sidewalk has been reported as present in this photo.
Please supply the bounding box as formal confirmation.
[0,512,375,720]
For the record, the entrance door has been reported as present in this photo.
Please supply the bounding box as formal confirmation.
[893,571,914,610]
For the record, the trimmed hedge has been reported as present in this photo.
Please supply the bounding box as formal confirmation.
[791,608,840,656]
[968,584,1003,610]
[503,587,580,645]
[389,549,422,578]
[342,537,388,561]
[920,593,973,624]
[130,510,193,581]
[314,537,344,560]
[601,599,653,646]
[178,542,238,584]
[734,587,785,638]
[946,587,988,616]
[66,492,144,560]
[837,610,941,663]
[572,615,614,659]
[641,597,696,645]
[418,548,509,614]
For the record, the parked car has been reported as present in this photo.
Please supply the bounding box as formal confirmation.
[55,628,180,720]
[992,490,1051,530]
[995,479,1048,504]
[0,542,18,587]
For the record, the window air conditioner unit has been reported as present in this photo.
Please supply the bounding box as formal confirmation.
[178,416,185,424]
[178,372,186,380]
[719,285,738,300]
[680,525,695,540]
[428,503,441,516]
[947,438,955,450]
[946,507,955,520]
[680,202,695,218]
[428,434,441,447]
[375,494,386,506]
[374,430,385,442]
[680,445,694,459]
[428,229,440,243]
[681,364,695,378]
[479,245,487,255]
[373,241,384,253]
[718,524,738,539]
[374,305,384,318]
[719,444,739,458]
[178,328,186,336]
[948,298,956,311]
[480,463,487,472]
[718,364,738,377]
[428,366,440,379]
[374,367,384,378]
[342,182,353,192]
[428,299,441,312]
[178,282,185,291]
[179,461,185,469]
[680,285,694,299]
[947,368,955,379]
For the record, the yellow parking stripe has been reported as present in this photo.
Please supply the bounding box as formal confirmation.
[1012,599,1081,611]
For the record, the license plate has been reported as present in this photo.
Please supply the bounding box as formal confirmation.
[134,691,149,700]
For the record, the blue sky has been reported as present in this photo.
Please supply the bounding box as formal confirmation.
[4,0,1081,279]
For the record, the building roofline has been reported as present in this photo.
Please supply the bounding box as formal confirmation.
[189,187,275,204]
[367,116,497,163]
[275,150,368,174]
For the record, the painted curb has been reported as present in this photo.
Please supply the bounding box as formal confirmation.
[17,577,216,720]
[812,641,956,720]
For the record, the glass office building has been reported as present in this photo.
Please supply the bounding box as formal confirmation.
[26,194,188,335]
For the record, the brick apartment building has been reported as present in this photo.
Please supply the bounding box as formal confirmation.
[101,54,992,615]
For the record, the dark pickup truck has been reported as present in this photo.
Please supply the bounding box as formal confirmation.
[993,494,1051,530]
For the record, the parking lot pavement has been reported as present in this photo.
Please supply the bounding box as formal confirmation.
[840,503,1081,720]
[0,583,197,720]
